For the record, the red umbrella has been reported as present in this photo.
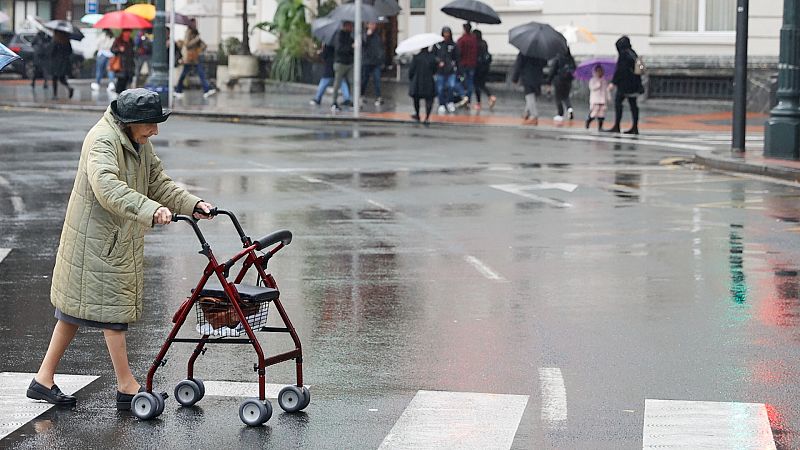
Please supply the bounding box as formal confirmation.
[92,11,152,29]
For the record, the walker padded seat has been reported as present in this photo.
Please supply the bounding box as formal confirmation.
[193,281,279,303]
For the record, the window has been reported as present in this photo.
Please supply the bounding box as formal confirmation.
[658,0,736,33]
[410,0,424,13]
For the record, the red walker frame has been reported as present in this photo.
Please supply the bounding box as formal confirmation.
[143,208,304,410]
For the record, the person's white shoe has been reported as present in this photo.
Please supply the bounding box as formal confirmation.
[173,92,185,98]
[374,97,384,106]
[447,102,456,113]
[203,88,217,98]
[567,107,574,120]
[438,105,447,115]
[106,82,115,92]
[553,115,564,122]
[90,82,100,91]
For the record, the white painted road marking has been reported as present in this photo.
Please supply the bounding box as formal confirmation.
[379,390,529,450]
[464,255,506,282]
[202,380,308,399]
[0,372,98,441]
[490,184,573,208]
[560,134,714,152]
[643,399,776,449]
[539,368,567,428]
[0,249,10,265]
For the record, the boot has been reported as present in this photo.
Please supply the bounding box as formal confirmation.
[604,123,620,133]
[597,118,604,131]
[624,125,639,135]
[585,117,594,129]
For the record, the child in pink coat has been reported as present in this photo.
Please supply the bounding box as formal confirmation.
[586,65,609,130]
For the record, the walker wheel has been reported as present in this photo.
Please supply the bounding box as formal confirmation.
[278,385,305,413]
[298,386,311,411]
[239,398,272,426]
[154,391,165,417]
[131,392,159,420]
[174,379,203,407]
[190,378,206,397]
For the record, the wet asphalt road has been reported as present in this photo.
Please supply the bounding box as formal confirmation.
[0,109,799,449]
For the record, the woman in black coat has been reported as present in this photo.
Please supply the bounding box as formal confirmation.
[511,52,547,124]
[50,31,73,99]
[606,35,643,134]
[408,47,437,125]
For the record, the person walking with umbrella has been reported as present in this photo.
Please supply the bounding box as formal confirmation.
[331,21,355,112]
[547,47,575,122]
[175,19,216,98]
[310,43,351,106]
[92,29,117,92]
[408,46,437,125]
[30,30,51,90]
[361,22,385,106]
[456,22,478,106]
[50,30,74,99]
[605,35,643,134]
[472,29,495,110]
[433,26,467,114]
[111,29,136,93]
[512,52,546,125]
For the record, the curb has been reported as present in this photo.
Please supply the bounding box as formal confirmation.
[694,150,800,183]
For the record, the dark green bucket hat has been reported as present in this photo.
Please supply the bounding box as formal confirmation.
[111,88,171,124]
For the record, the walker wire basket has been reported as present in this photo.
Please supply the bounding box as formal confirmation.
[196,296,269,337]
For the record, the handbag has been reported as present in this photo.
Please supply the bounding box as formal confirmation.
[109,55,122,73]
[633,56,646,75]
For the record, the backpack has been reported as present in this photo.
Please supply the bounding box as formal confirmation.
[479,49,492,67]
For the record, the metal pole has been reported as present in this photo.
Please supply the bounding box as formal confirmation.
[765,0,800,160]
[168,2,175,109]
[354,0,362,118]
[145,0,169,105]
[732,0,748,152]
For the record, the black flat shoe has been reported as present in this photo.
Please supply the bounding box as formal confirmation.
[27,378,77,406]
[117,388,168,411]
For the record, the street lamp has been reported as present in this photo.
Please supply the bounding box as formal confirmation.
[764,0,800,160]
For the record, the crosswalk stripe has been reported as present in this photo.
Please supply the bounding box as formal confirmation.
[643,399,776,449]
[0,249,10,264]
[378,390,529,449]
[201,380,307,398]
[539,368,567,428]
[0,372,99,441]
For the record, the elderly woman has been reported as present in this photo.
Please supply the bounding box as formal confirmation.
[26,88,214,410]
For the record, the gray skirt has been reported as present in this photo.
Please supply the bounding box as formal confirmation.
[54,308,128,331]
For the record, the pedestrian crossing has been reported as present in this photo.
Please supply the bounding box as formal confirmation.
[0,249,10,265]
[0,371,780,448]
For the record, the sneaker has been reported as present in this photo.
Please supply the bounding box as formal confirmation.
[456,96,469,107]
[203,88,217,98]
[374,97,384,106]
[309,98,320,106]
[488,95,497,109]
[90,82,100,91]
[106,82,115,92]
[567,107,574,120]
[331,103,341,112]
[473,103,482,111]
[438,105,447,115]
[553,115,564,122]
[173,92,184,98]
[447,102,456,113]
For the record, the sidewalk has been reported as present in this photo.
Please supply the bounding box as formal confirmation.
[5,76,799,185]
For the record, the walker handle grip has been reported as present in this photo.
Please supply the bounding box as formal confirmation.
[254,230,292,250]
[193,206,218,217]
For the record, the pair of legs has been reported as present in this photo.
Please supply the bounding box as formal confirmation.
[133,56,151,87]
[608,91,640,133]
[474,68,494,104]
[332,62,354,106]
[35,320,139,395]
[586,103,606,129]
[523,91,539,121]
[461,68,475,101]
[94,54,115,85]
[411,96,434,122]
[31,64,48,88]
[52,75,72,99]
[314,77,350,104]
[554,80,573,117]
[361,64,381,98]
[176,61,211,93]
[435,73,466,108]
[115,73,131,93]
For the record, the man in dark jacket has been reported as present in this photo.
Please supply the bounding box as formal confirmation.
[456,23,478,105]
[31,31,51,89]
[311,43,351,106]
[433,26,467,114]
[361,22,385,106]
[547,48,575,121]
[606,35,643,134]
[512,52,547,124]
[332,21,355,111]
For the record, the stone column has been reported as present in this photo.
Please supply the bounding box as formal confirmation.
[764,0,800,160]
[145,0,169,104]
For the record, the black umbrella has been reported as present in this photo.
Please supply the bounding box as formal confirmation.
[312,17,340,45]
[508,21,567,60]
[0,42,21,72]
[328,3,383,23]
[348,0,401,17]
[441,0,500,25]
[45,19,85,41]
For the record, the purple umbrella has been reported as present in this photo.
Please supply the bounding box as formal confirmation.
[574,57,616,81]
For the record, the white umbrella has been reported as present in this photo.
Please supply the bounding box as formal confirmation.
[80,13,104,25]
[554,24,596,45]
[0,11,10,24]
[395,33,443,54]
[178,2,216,16]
